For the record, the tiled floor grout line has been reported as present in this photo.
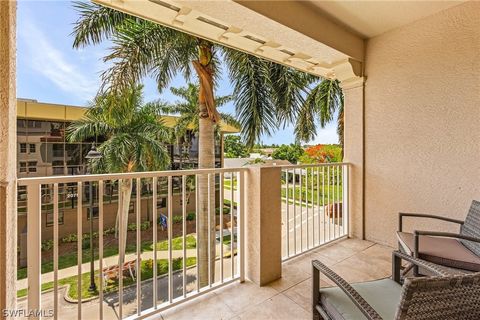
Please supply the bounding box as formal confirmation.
[326,242,377,267]
[273,241,379,293]
[279,290,313,315]
[229,292,284,318]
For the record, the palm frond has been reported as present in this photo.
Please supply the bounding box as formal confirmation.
[71,1,134,48]
[66,85,171,173]
[268,63,317,126]
[224,49,276,147]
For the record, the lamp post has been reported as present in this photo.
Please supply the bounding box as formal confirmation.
[85,143,102,292]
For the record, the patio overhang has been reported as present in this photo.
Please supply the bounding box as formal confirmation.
[93,0,363,83]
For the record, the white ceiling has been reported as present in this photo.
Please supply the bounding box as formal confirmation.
[308,0,467,38]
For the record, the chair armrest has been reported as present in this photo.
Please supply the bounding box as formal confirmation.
[392,250,450,280]
[413,230,480,260]
[398,213,464,232]
[312,260,383,320]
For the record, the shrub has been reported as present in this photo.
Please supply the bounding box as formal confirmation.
[223,199,237,208]
[61,233,77,243]
[172,215,183,224]
[41,240,54,251]
[186,212,195,221]
[215,206,231,215]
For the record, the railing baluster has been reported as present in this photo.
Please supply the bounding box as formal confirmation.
[293,168,297,255]
[152,177,158,308]
[77,181,83,319]
[332,166,336,239]
[327,167,331,242]
[238,171,245,282]
[136,178,141,316]
[195,174,200,292]
[98,180,104,320]
[118,179,124,320]
[230,173,234,279]
[207,174,212,287]
[182,175,187,297]
[27,183,41,319]
[322,167,325,244]
[286,170,290,258]
[53,183,59,320]
[317,167,320,246]
[168,176,173,302]
[311,167,314,247]
[219,173,224,283]
[337,165,340,237]
[305,168,309,250]
[343,165,348,236]
[300,168,303,252]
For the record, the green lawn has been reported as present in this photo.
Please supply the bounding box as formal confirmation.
[221,234,237,246]
[152,234,196,251]
[17,235,195,280]
[223,179,237,190]
[17,257,197,300]
[282,184,343,206]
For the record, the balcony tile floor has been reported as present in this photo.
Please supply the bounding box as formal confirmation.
[154,238,393,320]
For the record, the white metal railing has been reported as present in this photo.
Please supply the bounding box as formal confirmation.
[18,167,246,319]
[280,163,349,260]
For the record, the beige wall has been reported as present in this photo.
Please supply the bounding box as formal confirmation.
[363,1,480,246]
[0,0,17,313]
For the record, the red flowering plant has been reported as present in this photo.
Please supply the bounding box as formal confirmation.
[299,144,342,164]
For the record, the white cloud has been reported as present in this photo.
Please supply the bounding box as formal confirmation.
[18,17,98,102]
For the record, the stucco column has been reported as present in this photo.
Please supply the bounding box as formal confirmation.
[245,166,282,286]
[0,0,17,315]
[342,78,365,239]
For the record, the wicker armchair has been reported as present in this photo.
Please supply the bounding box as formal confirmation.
[397,200,480,274]
[312,251,480,320]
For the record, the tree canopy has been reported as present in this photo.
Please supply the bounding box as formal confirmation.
[271,144,305,164]
[224,135,249,158]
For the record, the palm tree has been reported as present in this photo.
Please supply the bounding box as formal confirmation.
[160,83,238,167]
[71,2,343,286]
[66,85,171,264]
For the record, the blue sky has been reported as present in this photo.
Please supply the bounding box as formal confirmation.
[17,0,339,145]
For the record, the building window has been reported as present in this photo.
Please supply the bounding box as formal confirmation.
[87,207,99,220]
[157,197,166,209]
[46,209,64,226]
[27,121,42,129]
[19,162,27,173]
[19,143,27,153]
[28,161,37,173]
[29,143,36,153]
[52,144,64,158]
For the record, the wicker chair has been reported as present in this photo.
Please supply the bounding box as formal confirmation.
[397,200,480,274]
[312,251,480,320]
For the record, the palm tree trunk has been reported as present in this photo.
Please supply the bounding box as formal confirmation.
[195,41,216,287]
[198,118,215,287]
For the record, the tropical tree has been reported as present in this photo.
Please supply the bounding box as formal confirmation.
[159,83,239,167]
[71,2,343,286]
[224,135,249,158]
[66,85,171,264]
[272,144,305,164]
[298,144,342,164]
